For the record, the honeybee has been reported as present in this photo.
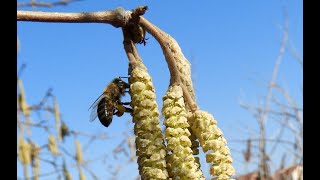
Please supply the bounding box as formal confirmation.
[89,78,132,127]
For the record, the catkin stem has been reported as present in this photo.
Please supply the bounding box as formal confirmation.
[139,17,180,85]
[139,17,198,111]
[122,27,141,66]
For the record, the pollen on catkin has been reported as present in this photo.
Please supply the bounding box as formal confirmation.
[129,63,168,180]
[189,110,235,180]
[162,85,204,180]
[164,35,201,161]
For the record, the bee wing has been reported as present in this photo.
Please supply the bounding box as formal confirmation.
[88,93,104,122]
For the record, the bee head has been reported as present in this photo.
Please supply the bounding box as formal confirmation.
[112,78,130,90]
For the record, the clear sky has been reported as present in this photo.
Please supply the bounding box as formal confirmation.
[17,0,303,179]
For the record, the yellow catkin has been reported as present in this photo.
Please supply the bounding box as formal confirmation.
[162,85,204,180]
[79,168,86,180]
[189,110,235,180]
[53,97,61,141]
[18,136,31,165]
[17,78,31,135]
[129,62,169,180]
[48,134,59,155]
[75,139,83,165]
[163,34,202,159]
[63,161,72,180]
[17,78,30,117]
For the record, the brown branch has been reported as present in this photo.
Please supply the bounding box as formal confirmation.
[18,119,52,130]
[70,130,112,139]
[122,28,141,67]
[19,169,61,180]
[139,17,198,111]
[240,101,298,120]
[139,17,180,84]
[17,8,131,27]
[121,6,148,71]
[17,0,82,7]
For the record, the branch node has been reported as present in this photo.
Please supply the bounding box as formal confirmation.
[113,7,132,27]
[121,6,148,46]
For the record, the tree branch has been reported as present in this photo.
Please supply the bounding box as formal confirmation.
[17,8,131,27]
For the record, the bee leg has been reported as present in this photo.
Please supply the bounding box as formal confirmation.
[114,107,132,117]
[114,110,124,117]
[121,102,131,105]
[125,107,133,116]
[116,104,127,113]
[125,107,132,113]
[119,76,130,79]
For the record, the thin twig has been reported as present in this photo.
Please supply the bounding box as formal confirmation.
[273,85,303,131]
[59,145,75,159]
[229,138,295,146]
[268,110,289,156]
[257,11,289,178]
[18,120,52,130]
[287,39,303,66]
[17,63,27,78]
[82,165,99,180]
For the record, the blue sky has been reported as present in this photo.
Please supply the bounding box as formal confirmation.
[17,0,302,179]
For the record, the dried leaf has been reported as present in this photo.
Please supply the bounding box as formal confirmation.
[60,121,70,142]
[243,139,251,162]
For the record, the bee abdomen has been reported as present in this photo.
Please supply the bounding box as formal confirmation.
[97,98,114,127]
